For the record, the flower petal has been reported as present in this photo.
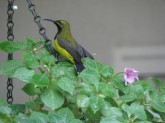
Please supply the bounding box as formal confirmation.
[123,67,139,85]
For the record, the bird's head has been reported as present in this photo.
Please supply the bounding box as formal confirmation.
[44,19,70,32]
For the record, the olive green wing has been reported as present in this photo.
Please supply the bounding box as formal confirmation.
[57,37,81,61]
[77,44,94,59]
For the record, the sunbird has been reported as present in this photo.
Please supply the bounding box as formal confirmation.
[44,19,94,72]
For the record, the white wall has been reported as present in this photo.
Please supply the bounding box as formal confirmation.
[0,0,165,103]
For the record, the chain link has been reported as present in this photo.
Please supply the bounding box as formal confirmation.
[7,78,14,104]
[26,0,57,57]
[7,0,14,105]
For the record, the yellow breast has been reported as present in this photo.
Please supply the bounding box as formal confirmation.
[54,39,74,63]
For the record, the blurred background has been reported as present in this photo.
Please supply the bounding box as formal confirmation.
[0,0,165,103]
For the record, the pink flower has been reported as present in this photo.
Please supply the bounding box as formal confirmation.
[124,68,139,85]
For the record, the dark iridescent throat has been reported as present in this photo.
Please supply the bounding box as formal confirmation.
[54,23,62,39]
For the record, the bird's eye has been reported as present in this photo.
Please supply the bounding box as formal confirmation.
[60,20,65,24]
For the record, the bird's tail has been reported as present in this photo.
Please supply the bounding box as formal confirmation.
[74,60,85,73]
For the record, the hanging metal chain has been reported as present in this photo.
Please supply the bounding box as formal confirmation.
[7,0,15,105]
[26,0,57,57]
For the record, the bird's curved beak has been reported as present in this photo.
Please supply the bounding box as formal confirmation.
[43,19,60,27]
[43,19,55,23]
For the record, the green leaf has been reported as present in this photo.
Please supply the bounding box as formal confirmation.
[25,38,44,51]
[38,49,50,59]
[101,106,123,118]
[85,107,101,122]
[69,119,84,123]
[99,83,116,98]
[100,66,114,78]
[41,89,64,110]
[32,73,49,87]
[42,55,56,66]
[11,104,26,115]
[100,117,122,123]
[122,102,147,120]
[129,84,145,100]
[105,97,118,107]
[14,113,33,123]
[25,101,41,111]
[0,60,21,77]
[152,78,165,92]
[77,83,95,96]
[15,112,49,123]
[38,49,56,66]
[145,106,163,122]
[0,106,11,115]
[119,95,136,102]
[101,102,113,117]
[57,77,74,95]
[137,80,155,92]
[52,62,76,80]
[48,112,58,123]
[159,112,165,122]
[79,68,100,91]
[48,108,75,123]
[0,120,5,123]
[136,121,153,123]
[160,93,165,102]
[56,108,74,121]
[77,95,89,108]
[111,75,127,94]
[22,83,40,96]
[34,40,44,48]
[26,38,35,48]
[0,41,27,53]
[23,52,39,68]
[89,96,105,113]
[30,111,49,123]
[14,67,34,83]
[101,107,124,122]
[131,102,147,120]
[82,58,104,72]
[135,122,152,123]
[151,93,165,113]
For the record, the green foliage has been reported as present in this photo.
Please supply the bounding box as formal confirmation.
[0,60,22,77]
[0,39,165,123]
[14,67,35,83]
[0,41,27,53]
[57,77,75,95]
[41,89,64,110]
